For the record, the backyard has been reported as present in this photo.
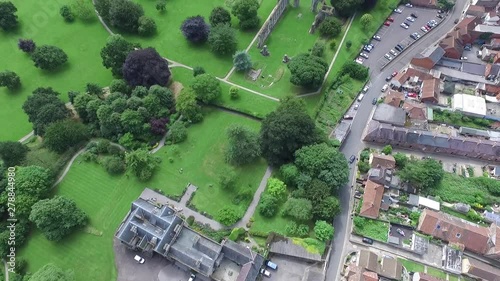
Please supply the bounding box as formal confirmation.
[353,216,389,242]
[0,0,113,141]
[398,258,461,280]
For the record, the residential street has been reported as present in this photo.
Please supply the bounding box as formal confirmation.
[325,1,469,279]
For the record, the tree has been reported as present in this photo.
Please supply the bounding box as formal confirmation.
[94,0,110,20]
[282,198,312,221]
[102,156,126,175]
[381,145,393,155]
[0,1,18,31]
[29,264,74,281]
[29,196,87,241]
[18,38,36,53]
[438,0,454,11]
[225,125,260,165]
[318,17,342,38]
[168,121,188,143]
[266,178,287,201]
[311,41,325,57]
[233,51,252,71]
[340,61,369,80]
[150,117,169,135]
[330,0,363,17]
[71,0,95,22]
[358,161,370,174]
[86,83,103,97]
[232,0,260,29]
[22,87,69,135]
[108,0,144,33]
[258,194,278,217]
[280,164,299,186]
[191,73,221,103]
[216,207,240,226]
[218,167,236,190]
[155,0,166,12]
[399,159,444,193]
[109,79,131,95]
[208,24,237,55]
[394,152,408,169]
[229,86,239,99]
[125,149,161,181]
[209,6,231,27]
[302,179,330,204]
[260,98,323,166]
[180,16,210,44]
[144,85,175,117]
[43,119,90,153]
[123,48,170,88]
[176,89,203,123]
[314,221,334,241]
[100,35,136,77]
[0,70,20,90]
[0,141,28,167]
[138,16,157,36]
[60,5,75,22]
[360,13,373,30]
[313,196,340,221]
[294,143,349,193]
[346,40,352,49]
[120,109,145,136]
[193,66,205,77]
[31,45,68,71]
[287,53,328,89]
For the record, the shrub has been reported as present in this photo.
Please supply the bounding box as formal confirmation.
[209,6,231,27]
[233,51,252,71]
[168,121,187,143]
[138,16,157,36]
[103,156,126,175]
[0,70,21,90]
[266,178,287,201]
[229,86,240,99]
[280,164,299,186]
[381,145,392,155]
[340,61,369,80]
[311,41,325,57]
[186,215,195,226]
[329,40,336,50]
[217,207,240,226]
[219,167,236,190]
[96,139,111,154]
[155,0,166,12]
[358,161,370,174]
[318,17,342,38]
[346,40,352,49]
[258,194,278,217]
[208,23,237,55]
[60,5,75,22]
[31,45,68,70]
[228,227,246,241]
[285,222,309,237]
[18,39,36,53]
[314,220,334,241]
[193,66,205,77]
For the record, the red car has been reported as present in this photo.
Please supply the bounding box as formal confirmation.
[387,17,394,22]
[407,92,417,98]
[384,21,391,26]
[391,71,398,77]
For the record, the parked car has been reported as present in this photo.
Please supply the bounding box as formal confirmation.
[134,255,145,264]
[384,21,391,26]
[387,17,394,22]
[397,228,406,237]
[362,85,370,93]
[360,52,369,59]
[381,84,389,92]
[411,12,418,18]
[406,16,415,22]
[344,115,353,120]
[394,8,402,13]
[405,3,413,7]
[395,45,403,52]
[454,18,459,24]
[265,260,278,270]
[384,54,393,60]
[354,104,359,110]
[355,57,364,64]
[362,237,374,244]
[424,25,431,31]
[461,56,468,60]
[349,155,356,163]
[437,14,444,19]
[438,9,445,14]
[400,23,409,29]
[260,269,271,277]
[372,98,377,105]
[389,49,398,56]
[391,71,398,77]
[188,274,196,281]
[373,35,381,41]
[407,92,417,98]
[385,75,393,81]
[357,94,365,102]
[410,33,417,39]
[397,43,405,49]
[420,26,428,32]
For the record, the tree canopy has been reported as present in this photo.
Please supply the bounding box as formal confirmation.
[398,159,444,193]
[314,221,334,241]
[330,0,363,17]
[43,119,90,153]
[0,1,18,31]
[287,53,328,89]
[258,194,278,217]
[233,51,252,72]
[100,35,136,77]
[208,24,237,55]
[231,0,260,29]
[0,70,20,90]
[225,125,260,165]
[191,73,221,103]
[217,207,240,226]
[180,16,210,44]
[260,98,323,166]
[209,6,231,27]
[18,38,36,53]
[318,17,342,38]
[313,196,341,221]
[122,48,171,88]
[176,89,203,123]
[29,196,87,241]
[31,45,68,71]
[138,16,157,36]
[22,87,69,135]
[125,149,162,181]
[360,14,373,30]
[0,141,28,167]
[108,0,144,33]
[282,197,313,221]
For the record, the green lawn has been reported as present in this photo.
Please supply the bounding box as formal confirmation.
[123,0,276,77]
[353,216,389,242]
[0,0,113,141]
[228,5,337,99]
[427,267,448,279]
[250,200,290,236]
[398,258,425,273]
[152,109,268,218]
[170,67,279,119]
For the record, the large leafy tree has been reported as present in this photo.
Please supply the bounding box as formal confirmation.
[266,178,287,201]
[94,0,110,20]
[399,159,444,193]
[22,87,70,135]
[209,6,231,27]
[294,143,349,193]
[216,207,240,226]
[143,85,175,118]
[313,196,340,221]
[138,16,157,36]
[0,1,18,31]
[120,109,145,136]
[29,264,74,281]
[108,0,144,33]
[260,98,323,166]
[225,125,260,165]
[231,0,260,29]
[233,51,252,72]
[208,24,237,55]
[360,14,373,30]
[176,89,203,123]
[287,53,328,89]
[0,141,28,167]
[125,149,161,181]
[258,194,278,217]
[180,16,210,44]
[123,48,171,88]
[0,70,20,90]
[43,119,90,153]
[16,165,52,199]
[29,196,87,241]
[100,35,137,77]
[191,73,221,103]
[314,221,334,241]
[330,0,363,17]
[282,197,313,221]
[31,45,68,71]
[318,17,342,38]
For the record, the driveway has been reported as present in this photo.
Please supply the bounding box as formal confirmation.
[389,224,413,245]
[266,255,322,281]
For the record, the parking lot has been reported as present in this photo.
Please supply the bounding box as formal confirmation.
[358,5,447,70]
[266,255,322,281]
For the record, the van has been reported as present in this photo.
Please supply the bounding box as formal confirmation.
[381,84,389,92]
[265,260,278,270]
[357,94,365,102]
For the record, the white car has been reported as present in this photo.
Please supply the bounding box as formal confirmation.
[355,57,364,64]
[421,26,428,32]
[260,269,271,277]
[373,35,381,41]
[381,84,389,92]
[405,3,413,7]
[406,17,415,22]
[384,54,393,60]
[134,255,145,264]
[400,23,409,29]
[360,52,369,59]
[394,8,402,13]
[354,104,359,110]
[389,49,398,56]
[362,85,370,93]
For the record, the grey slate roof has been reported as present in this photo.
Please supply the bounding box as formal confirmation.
[373,104,406,127]
[483,211,500,225]
[462,62,486,76]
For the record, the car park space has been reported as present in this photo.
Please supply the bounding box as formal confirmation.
[358,5,448,70]
[388,224,414,246]
[266,255,320,281]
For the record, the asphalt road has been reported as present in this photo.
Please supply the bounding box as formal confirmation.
[325,1,469,280]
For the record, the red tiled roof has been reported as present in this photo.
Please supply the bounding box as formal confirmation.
[417,209,492,255]
[359,180,384,219]
[384,90,404,107]
[415,272,444,281]
[370,153,396,169]
[402,101,427,120]
[421,79,440,102]
[467,5,485,13]
[362,271,378,281]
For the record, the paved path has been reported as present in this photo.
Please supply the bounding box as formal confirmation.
[18,131,33,143]
[4,260,9,281]
[235,166,273,228]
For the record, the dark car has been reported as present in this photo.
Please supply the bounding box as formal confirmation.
[454,18,459,24]
[385,75,392,82]
[411,12,418,18]
[437,14,443,19]
[349,155,356,164]
[372,98,377,105]
[362,237,374,244]
[395,45,403,52]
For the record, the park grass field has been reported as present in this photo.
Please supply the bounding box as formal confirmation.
[155,109,267,218]
[19,158,145,281]
[229,5,337,99]
[125,0,276,77]
[171,67,279,119]
[0,0,113,141]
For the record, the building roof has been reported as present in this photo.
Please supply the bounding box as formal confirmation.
[359,180,385,219]
[369,153,396,169]
[269,237,322,262]
[458,126,490,137]
[358,250,379,272]
[462,258,500,281]
[474,24,500,34]
[384,90,404,107]
[373,103,407,126]
[378,257,403,280]
[467,5,485,14]
[394,67,435,85]
[452,94,487,116]
[362,271,378,281]
[403,101,427,120]
[417,209,492,255]
[413,272,445,281]
[412,46,446,69]
[462,62,487,76]
[483,211,500,225]
[421,79,440,102]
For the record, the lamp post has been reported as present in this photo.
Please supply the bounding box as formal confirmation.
[246,246,255,264]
